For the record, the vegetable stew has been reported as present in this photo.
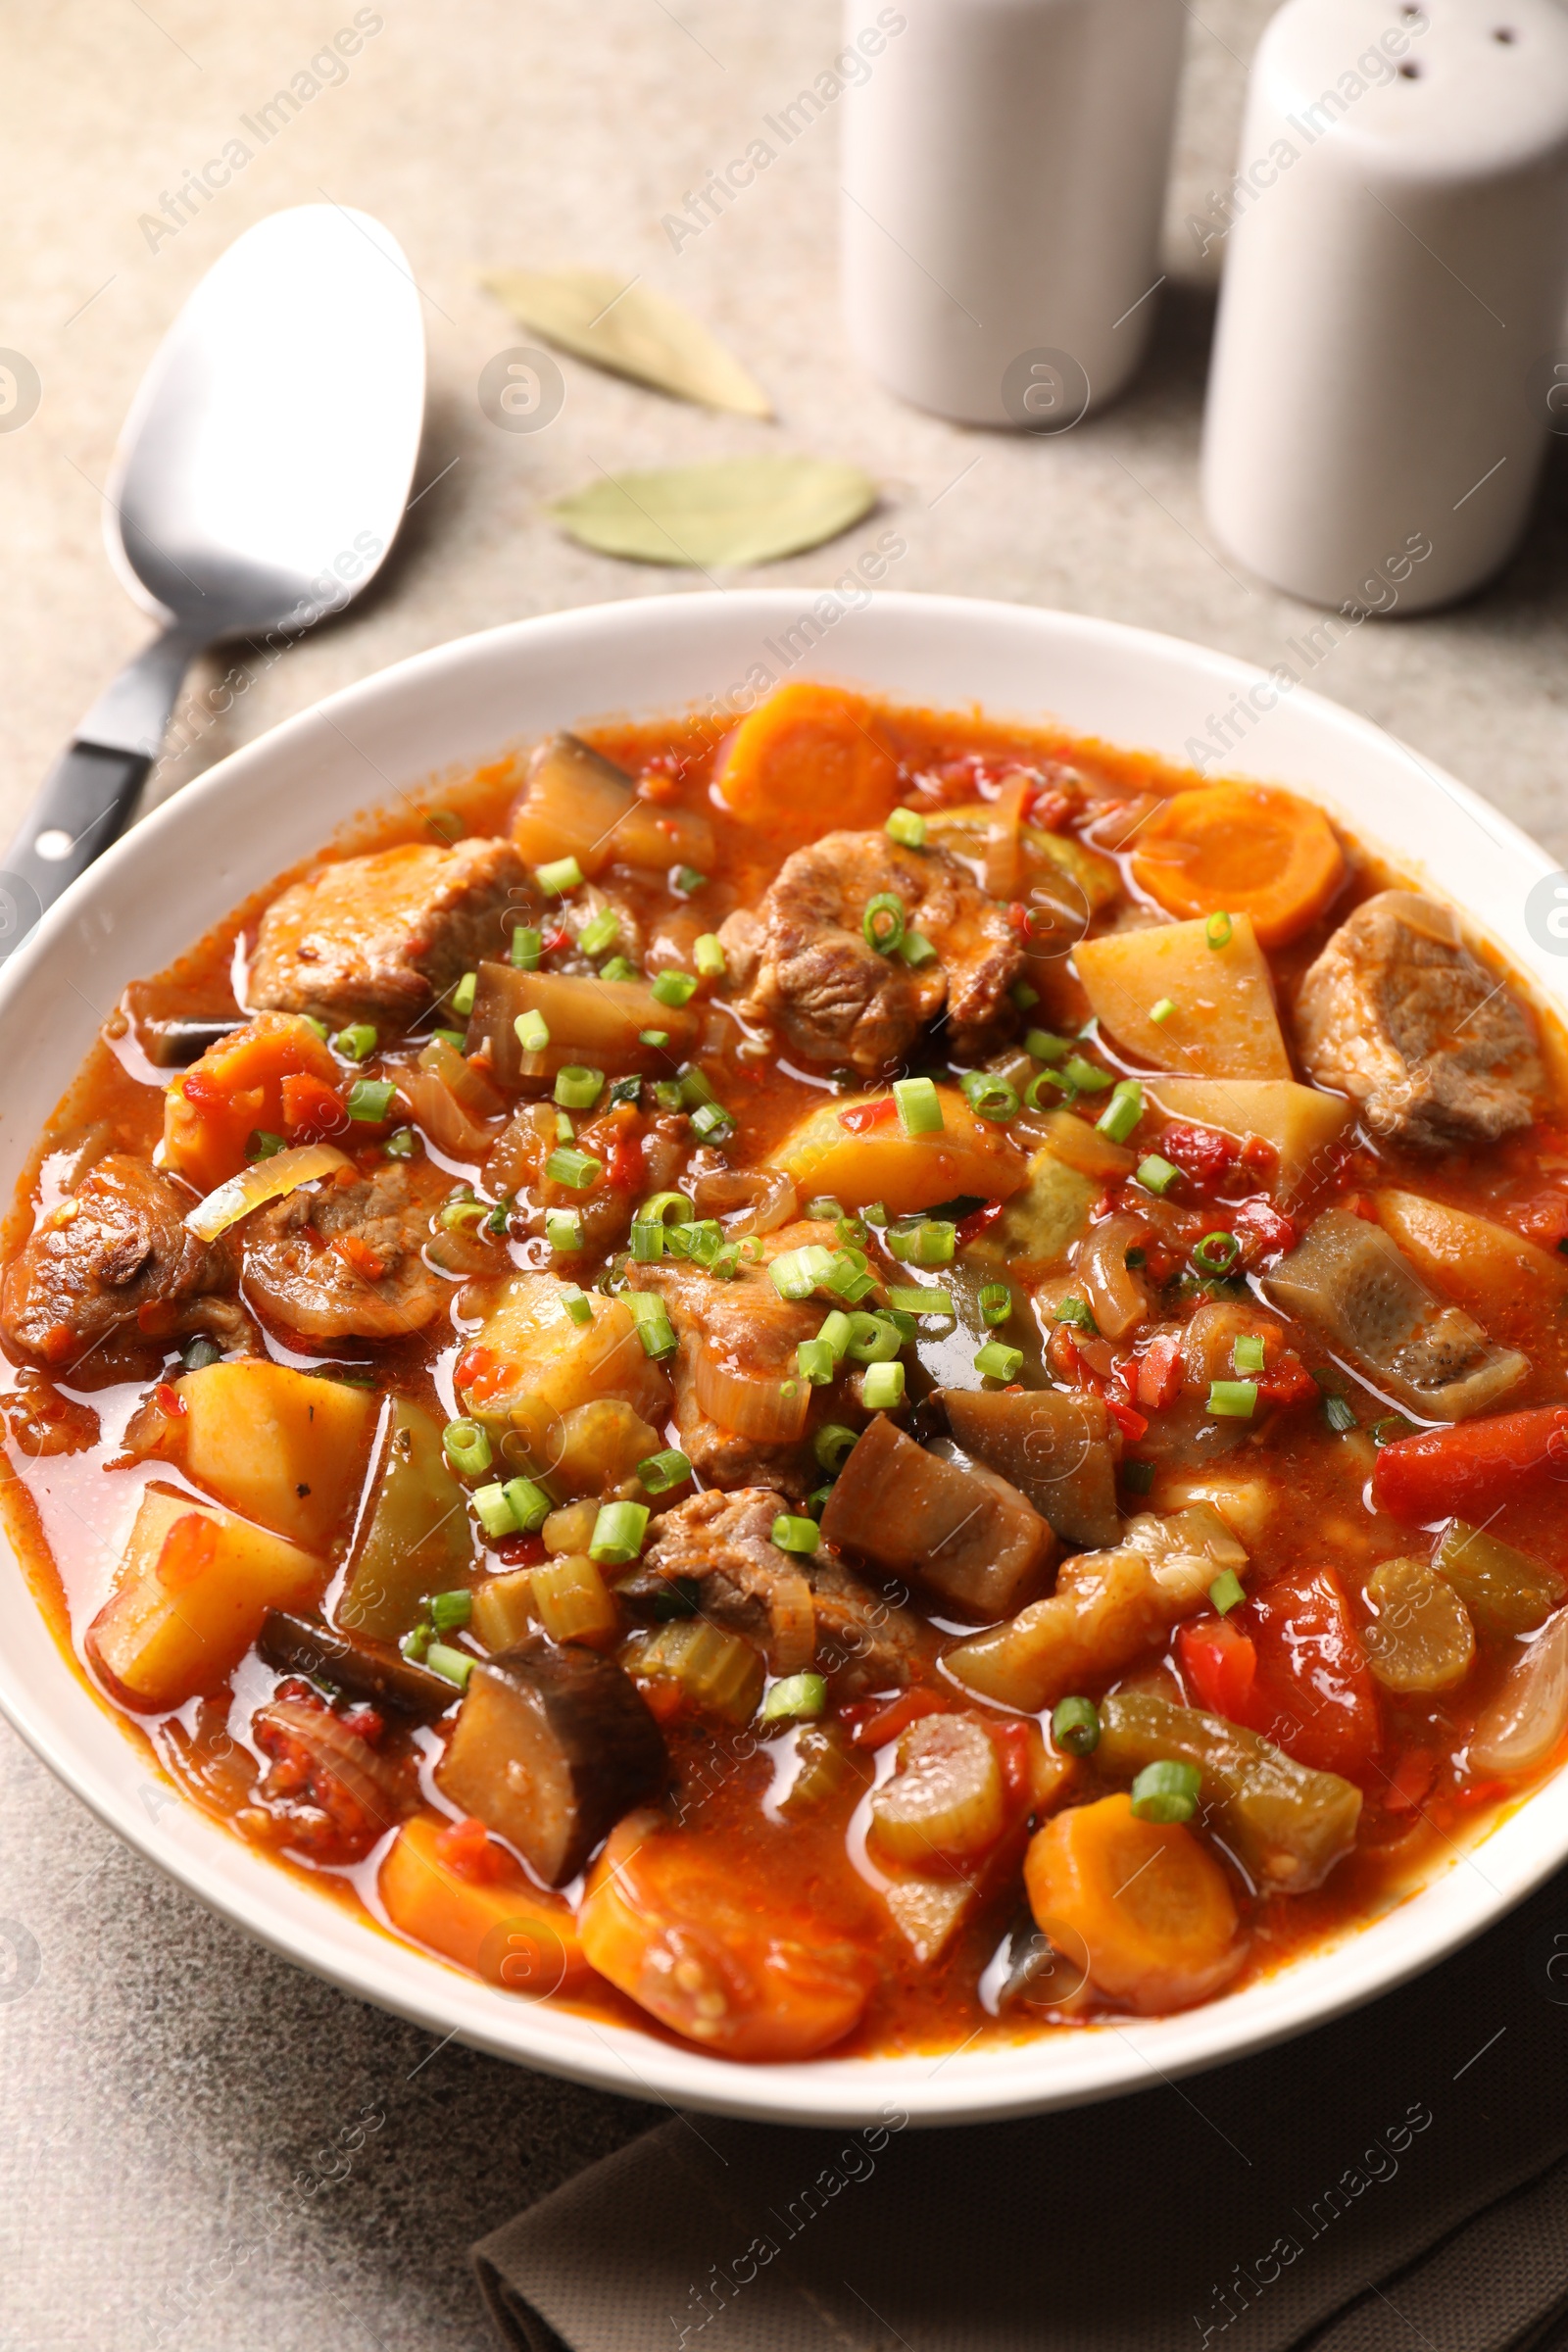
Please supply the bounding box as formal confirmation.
[6,681,1568,2063]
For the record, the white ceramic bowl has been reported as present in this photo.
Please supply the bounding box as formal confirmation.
[1,590,1560,2129]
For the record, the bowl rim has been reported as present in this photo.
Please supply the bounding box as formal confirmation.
[0,585,1561,2131]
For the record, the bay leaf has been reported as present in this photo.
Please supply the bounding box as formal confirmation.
[551,458,880,569]
[483,268,772,418]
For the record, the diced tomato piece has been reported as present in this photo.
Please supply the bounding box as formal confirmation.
[1383,1748,1436,1815]
[331,1233,386,1283]
[1026,786,1074,832]
[435,1815,509,1884]
[280,1072,346,1135]
[1239,1134,1278,1177]
[1176,1615,1258,1720]
[956,1200,1005,1247]
[496,1532,548,1568]
[154,1513,219,1593]
[541,925,571,956]
[1136,1331,1184,1411]
[1238,1565,1381,1781]
[838,1098,896,1134]
[1513,1191,1568,1250]
[1231,1197,1296,1265]
[1373,1407,1568,1523]
[1159,1122,1240,1190]
[1254,1350,1319,1409]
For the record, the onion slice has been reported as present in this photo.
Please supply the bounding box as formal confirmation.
[1469,1608,1568,1777]
[185,1143,351,1242]
[693,1346,810,1444]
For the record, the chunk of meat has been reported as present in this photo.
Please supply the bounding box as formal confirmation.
[945,1506,1249,1712]
[622,1485,936,1692]
[627,1220,842,1497]
[251,1690,415,1861]
[627,1487,817,1673]
[0,1155,236,1370]
[1296,891,1542,1148]
[718,831,1022,1073]
[249,837,527,1033]
[244,1162,448,1340]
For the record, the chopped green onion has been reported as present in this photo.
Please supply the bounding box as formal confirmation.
[538,855,583,895]
[247,1131,287,1161]
[430,1589,474,1634]
[654,1078,683,1112]
[672,864,707,895]
[690,1102,735,1143]
[1371,1414,1417,1447]
[1323,1393,1358,1435]
[639,1029,670,1051]
[346,1079,395,1123]
[561,1286,594,1326]
[881,1306,917,1345]
[545,1207,583,1252]
[694,933,726,978]
[638,1447,692,1494]
[1052,1695,1101,1756]
[503,1476,552,1533]
[629,1222,666,1262]
[805,1195,844,1221]
[300,1015,330,1043]
[1063,1055,1113,1094]
[637,1191,694,1229]
[979,1282,1013,1327]
[771,1513,820,1556]
[975,1341,1024,1382]
[472,1483,518,1540]
[443,1419,492,1479]
[578,906,619,956]
[1232,1333,1266,1374]
[960,1069,1020,1123]
[886,1218,956,1265]
[444,973,475,1023]
[814,1424,858,1474]
[1193,1231,1241,1277]
[1097,1079,1144,1143]
[1136,1154,1181,1197]
[625,1292,677,1356]
[797,1338,839,1385]
[511,925,542,970]
[485,1196,512,1237]
[886,807,927,848]
[1025,1029,1070,1064]
[676,1067,716,1111]
[861,1200,889,1227]
[1130,1759,1201,1824]
[1121,1458,1154,1494]
[589,1500,649,1565]
[180,1335,223,1373]
[1011,980,1040,1011]
[1150,997,1176,1024]
[817,1308,855,1358]
[1025,1069,1067,1109]
[600,956,636,983]
[431,1028,467,1053]
[424,1643,473,1691]
[555,1101,574,1137]
[845,1311,902,1362]
[608,1076,642,1109]
[1054,1296,1099,1334]
[514,1007,550,1054]
[862,891,906,954]
[886,1287,955,1316]
[860,1360,906,1410]
[770,1244,837,1301]
[1209,1569,1247,1616]
[400,1623,432,1662]
[651,967,698,1006]
[545,1147,601,1190]
[331,1022,377,1062]
[554,1064,604,1109]
[384,1126,417,1160]
[760,1671,827,1722]
[1207,1379,1257,1419]
[1205,911,1234,950]
[897,931,938,969]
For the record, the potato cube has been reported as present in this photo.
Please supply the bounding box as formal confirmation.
[178,1360,377,1549]
[1144,1077,1350,1193]
[1075,914,1291,1080]
[459,1273,670,1431]
[766,1085,1027,1216]
[89,1487,325,1709]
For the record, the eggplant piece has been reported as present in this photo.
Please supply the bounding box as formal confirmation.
[337,1396,474,1642]
[1096,1690,1361,1893]
[464,961,697,1093]
[259,1609,457,1719]
[138,1014,248,1068]
[939,1387,1119,1548]
[818,1413,1054,1619]
[1264,1209,1528,1422]
[435,1638,666,1886]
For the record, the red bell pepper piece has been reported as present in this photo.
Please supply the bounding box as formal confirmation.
[1177,1614,1257,1719]
[1135,1331,1184,1411]
[1372,1407,1568,1523]
[1239,1565,1381,1781]
[838,1098,896,1134]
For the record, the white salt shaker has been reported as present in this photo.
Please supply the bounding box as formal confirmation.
[841,0,1186,428]
[1201,0,1568,613]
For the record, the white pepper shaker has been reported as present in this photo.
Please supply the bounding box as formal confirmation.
[841,0,1186,428]
[1201,0,1568,613]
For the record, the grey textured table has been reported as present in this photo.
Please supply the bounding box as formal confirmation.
[4,4,1568,2345]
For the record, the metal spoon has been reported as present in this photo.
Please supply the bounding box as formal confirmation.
[3,203,425,940]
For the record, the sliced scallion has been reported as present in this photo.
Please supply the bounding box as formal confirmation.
[545,1147,601,1190]
[1052,1695,1101,1756]
[1136,1153,1181,1197]
[1193,1231,1241,1277]
[886,807,927,849]
[860,1360,906,1410]
[514,1007,550,1054]
[561,1285,594,1326]
[511,925,542,970]
[638,1447,692,1494]
[590,1499,650,1564]
[578,906,619,956]
[1209,1569,1246,1615]
[863,891,906,954]
[760,1671,827,1723]
[651,967,698,1007]
[600,956,635,982]
[346,1079,395,1123]
[424,1643,473,1691]
[979,1282,1013,1327]
[1205,910,1234,950]
[898,931,938,968]
[554,1064,604,1109]
[1130,1759,1201,1824]
[694,933,726,978]
[1207,1380,1257,1419]
[1150,996,1176,1024]
[503,1476,553,1533]
[537,855,584,896]
[443,1419,492,1479]
[1232,1333,1266,1374]
[886,1287,955,1316]
[430,1589,473,1634]
[546,1206,583,1252]
[960,1070,1019,1123]
[770,1513,820,1556]
[625,1292,677,1357]
[1097,1079,1144,1143]
[814,1423,858,1473]
[974,1340,1024,1382]
[1025,1029,1070,1064]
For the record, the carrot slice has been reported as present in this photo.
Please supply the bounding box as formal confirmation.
[380,1815,590,1996]
[1129,785,1346,948]
[579,1811,872,2060]
[165,1012,343,1192]
[1023,1793,1243,2014]
[714,683,900,843]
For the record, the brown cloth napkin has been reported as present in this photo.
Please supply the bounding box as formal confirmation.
[473,1861,1568,2352]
